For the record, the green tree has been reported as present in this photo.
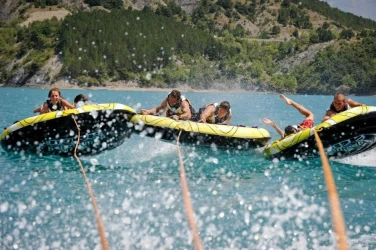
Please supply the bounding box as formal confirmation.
[317,28,334,42]
[309,30,319,43]
[292,29,299,38]
[232,24,245,37]
[102,0,123,9]
[278,8,289,26]
[217,0,233,9]
[84,0,101,6]
[340,29,355,40]
[272,25,281,35]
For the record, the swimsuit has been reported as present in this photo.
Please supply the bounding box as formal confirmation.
[299,118,314,129]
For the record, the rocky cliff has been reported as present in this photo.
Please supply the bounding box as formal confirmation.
[0,0,22,23]
[124,0,199,13]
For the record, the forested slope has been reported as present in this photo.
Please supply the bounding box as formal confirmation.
[0,0,375,94]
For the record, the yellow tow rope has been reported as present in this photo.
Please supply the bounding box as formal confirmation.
[72,116,110,250]
[176,130,204,250]
[314,130,349,250]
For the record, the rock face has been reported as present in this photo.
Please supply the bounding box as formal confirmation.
[25,55,64,87]
[125,0,199,13]
[175,0,199,13]
[5,67,31,86]
[276,41,334,73]
[5,55,64,87]
[60,0,86,10]
[0,0,22,23]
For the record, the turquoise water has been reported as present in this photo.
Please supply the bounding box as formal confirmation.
[0,88,375,249]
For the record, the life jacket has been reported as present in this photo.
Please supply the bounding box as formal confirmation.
[46,99,63,112]
[329,102,350,113]
[203,103,231,124]
[166,95,195,116]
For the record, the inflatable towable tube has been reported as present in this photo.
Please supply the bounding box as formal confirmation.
[131,114,271,149]
[0,103,136,156]
[264,106,376,160]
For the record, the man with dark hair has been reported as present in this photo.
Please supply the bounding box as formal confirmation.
[195,101,232,125]
[322,93,364,122]
[140,89,195,121]
[264,94,314,138]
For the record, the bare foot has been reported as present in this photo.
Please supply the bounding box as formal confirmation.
[280,94,292,105]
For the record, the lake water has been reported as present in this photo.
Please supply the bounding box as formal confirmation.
[0,87,375,249]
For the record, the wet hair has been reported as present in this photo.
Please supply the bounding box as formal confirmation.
[284,125,297,136]
[219,101,230,110]
[168,90,181,100]
[74,94,88,104]
[48,87,62,98]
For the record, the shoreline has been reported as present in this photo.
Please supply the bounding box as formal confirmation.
[1,83,374,96]
[0,81,268,94]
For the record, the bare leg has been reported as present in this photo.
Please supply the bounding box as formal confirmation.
[280,94,313,119]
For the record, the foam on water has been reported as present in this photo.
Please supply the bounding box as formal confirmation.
[336,148,376,167]
[1,89,376,249]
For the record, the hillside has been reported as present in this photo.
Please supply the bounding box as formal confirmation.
[0,0,375,95]
[20,7,70,27]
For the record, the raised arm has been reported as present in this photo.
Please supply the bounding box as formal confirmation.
[263,118,284,138]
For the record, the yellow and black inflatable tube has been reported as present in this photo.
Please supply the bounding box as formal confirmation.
[131,114,271,149]
[1,103,136,156]
[264,106,376,159]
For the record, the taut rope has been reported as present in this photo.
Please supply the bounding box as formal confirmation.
[176,130,203,250]
[72,116,110,250]
[314,130,349,250]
